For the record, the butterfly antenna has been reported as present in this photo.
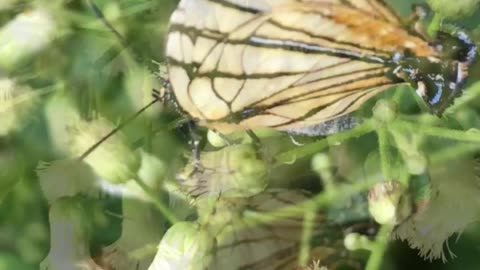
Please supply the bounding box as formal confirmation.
[79,98,160,160]
[85,0,165,77]
[79,1,170,160]
[85,0,129,48]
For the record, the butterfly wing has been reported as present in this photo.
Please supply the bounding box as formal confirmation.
[186,0,402,24]
[326,0,402,25]
[166,1,436,133]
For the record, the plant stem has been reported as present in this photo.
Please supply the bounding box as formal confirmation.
[243,178,378,226]
[132,178,179,224]
[365,225,393,270]
[298,209,316,267]
[275,121,374,165]
[393,120,480,143]
[377,127,393,180]
[428,13,443,37]
[430,143,480,165]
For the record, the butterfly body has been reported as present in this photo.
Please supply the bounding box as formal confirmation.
[165,0,476,135]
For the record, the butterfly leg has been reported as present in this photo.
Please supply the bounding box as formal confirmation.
[152,88,162,101]
[246,130,261,150]
[174,119,204,172]
[187,121,203,170]
[246,129,267,161]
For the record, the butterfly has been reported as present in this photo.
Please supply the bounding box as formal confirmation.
[164,0,477,136]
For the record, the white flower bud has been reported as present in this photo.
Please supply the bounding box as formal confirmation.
[0,9,56,70]
[37,159,98,204]
[148,222,214,270]
[405,153,428,175]
[207,130,228,148]
[311,153,331,174]
[344,233,374,251]
[373,100,397,124]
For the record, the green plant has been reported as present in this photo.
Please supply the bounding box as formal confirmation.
[0,1,480,270]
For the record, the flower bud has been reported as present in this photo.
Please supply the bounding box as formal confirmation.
[344,233,374,251]
[207,130,228,148]
[311,153,331,174]
[368,181,412,225]
[177,144,269,200]
[373,100,397,124]
[148,222,214,270]
[0,9,56,70]
[68,118,140,184]
[427,0,480,19]
[37,159,98,203]
[405,153,428,175]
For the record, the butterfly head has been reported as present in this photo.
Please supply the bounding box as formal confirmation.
[396,30,477,116]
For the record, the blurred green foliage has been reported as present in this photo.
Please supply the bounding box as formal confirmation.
[0,0,480,270]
